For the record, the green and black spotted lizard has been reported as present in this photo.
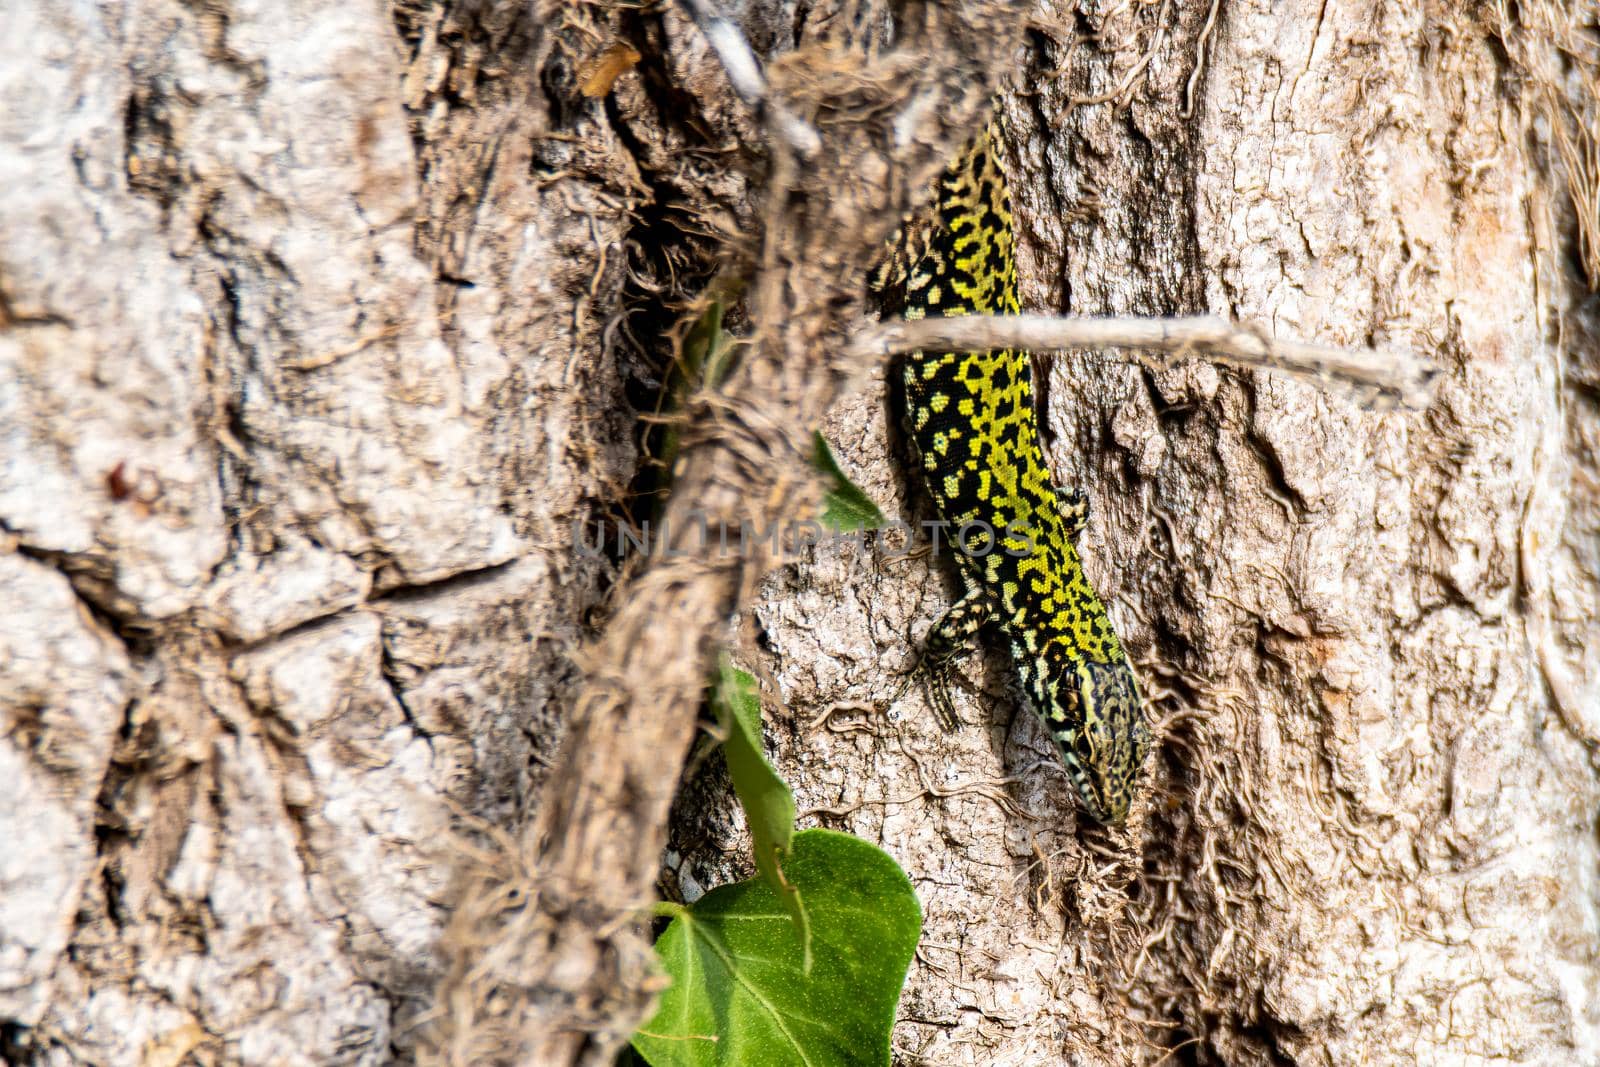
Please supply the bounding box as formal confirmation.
[875,121,1149,825]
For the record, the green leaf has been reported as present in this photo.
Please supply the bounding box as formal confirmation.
[811,432,886,532]
[711,658,806,966]
[631,830,922,1067]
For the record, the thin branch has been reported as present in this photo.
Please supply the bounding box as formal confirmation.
[677,0,821,157]
[851,313,1442,411]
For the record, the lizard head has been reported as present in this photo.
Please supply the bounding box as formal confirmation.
[1024,655,1148,825]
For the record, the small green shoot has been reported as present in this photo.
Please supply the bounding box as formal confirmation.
[643,290,742,516]
[711,657,807,967]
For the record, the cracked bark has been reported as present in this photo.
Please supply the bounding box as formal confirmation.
[2,1,1597,1066]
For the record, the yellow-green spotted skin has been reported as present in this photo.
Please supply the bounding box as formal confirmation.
[879,126,1149,825]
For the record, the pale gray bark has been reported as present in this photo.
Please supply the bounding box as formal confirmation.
[2,0,630,1061]
[1,1,1596,1066]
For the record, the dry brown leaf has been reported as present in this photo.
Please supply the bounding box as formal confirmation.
[581,42,641,98]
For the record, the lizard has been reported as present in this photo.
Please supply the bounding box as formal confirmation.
[873,119,1150,825]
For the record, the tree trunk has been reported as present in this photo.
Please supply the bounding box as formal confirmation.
[2,1,1596,1065]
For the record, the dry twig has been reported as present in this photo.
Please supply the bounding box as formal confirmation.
[852,313,1442,411]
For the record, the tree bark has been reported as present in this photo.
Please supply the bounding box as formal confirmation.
[2,1,1597,1065]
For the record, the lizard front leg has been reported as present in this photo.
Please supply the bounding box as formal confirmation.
[919,585,997,731]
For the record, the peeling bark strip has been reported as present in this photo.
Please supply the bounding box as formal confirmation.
[421,4,1034,1063]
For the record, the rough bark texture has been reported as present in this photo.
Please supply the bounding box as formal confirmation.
[1,2,1596,1067]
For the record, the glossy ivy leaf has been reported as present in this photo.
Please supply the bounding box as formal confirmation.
[631,830,922,1067]
[811,432,887,532]
[711,658,807,967]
